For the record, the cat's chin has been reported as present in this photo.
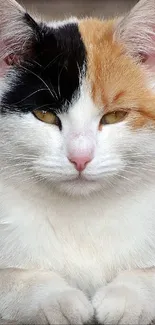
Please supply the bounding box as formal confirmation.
[57,178,102,197]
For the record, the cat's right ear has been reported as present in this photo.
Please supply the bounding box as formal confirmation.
[0,0,39,76]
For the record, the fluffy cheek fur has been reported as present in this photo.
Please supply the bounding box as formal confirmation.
[0,114,77,182]
[0,110,154,197]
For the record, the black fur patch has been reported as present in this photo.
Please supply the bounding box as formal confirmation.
[1,20,86,115]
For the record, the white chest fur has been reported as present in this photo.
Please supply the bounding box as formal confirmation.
[0,181,155,295]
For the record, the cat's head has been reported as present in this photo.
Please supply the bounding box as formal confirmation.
[0,0,155,196]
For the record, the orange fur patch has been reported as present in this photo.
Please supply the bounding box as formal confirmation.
[78,18,155,129]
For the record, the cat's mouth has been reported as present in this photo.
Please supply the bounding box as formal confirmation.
[60,173,102,196]
[66,173,96,183]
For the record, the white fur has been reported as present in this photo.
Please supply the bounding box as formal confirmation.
[0,269,93,324]
[1,0,155,324]
[1,77,155,323]
[93,270,155,325]
[47,17,78,29]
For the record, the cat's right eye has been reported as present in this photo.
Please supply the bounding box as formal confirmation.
[33,110,62,129]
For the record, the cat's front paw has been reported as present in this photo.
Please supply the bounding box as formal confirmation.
[92,271,155,325]
[39,288,93,325]
[0,271,94,325]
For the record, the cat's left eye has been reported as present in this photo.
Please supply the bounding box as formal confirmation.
[100,111,127,125]
[33,110,61,129]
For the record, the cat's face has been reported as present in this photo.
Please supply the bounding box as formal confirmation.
[1,0,155,196]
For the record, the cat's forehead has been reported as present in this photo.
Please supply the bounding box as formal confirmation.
[38,18,152,112]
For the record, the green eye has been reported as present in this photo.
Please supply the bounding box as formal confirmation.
[33,110,61,128]
[100,111,127,125]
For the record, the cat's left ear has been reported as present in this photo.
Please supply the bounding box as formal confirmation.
[114,0,155,69]
[0,0,39,74]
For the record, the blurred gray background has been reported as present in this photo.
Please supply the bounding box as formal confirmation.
[19,0,138,21]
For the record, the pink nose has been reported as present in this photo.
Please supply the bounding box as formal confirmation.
[68,155,92,172]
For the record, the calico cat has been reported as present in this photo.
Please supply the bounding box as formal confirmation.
[1,0,155,324]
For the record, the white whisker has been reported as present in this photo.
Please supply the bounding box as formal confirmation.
[19,65,59,101]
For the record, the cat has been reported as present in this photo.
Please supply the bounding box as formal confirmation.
[1,0,155,324]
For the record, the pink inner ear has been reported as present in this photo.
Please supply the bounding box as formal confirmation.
[145,55,155,73]
[0,40,11,77]
[0,40,9,77]
[141,29,155,71]
[4,53,20,66]
[0,38,21,78]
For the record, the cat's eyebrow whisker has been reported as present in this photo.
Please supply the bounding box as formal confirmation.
[57,65,64,99]
[32,103,52,111]
[19,65,58,101]
[57,57,70,99]
[19,102,53,111]
[48,81,59,101]
[43,52,64,71]
[12,88,47,105]
[30,59,43,69]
